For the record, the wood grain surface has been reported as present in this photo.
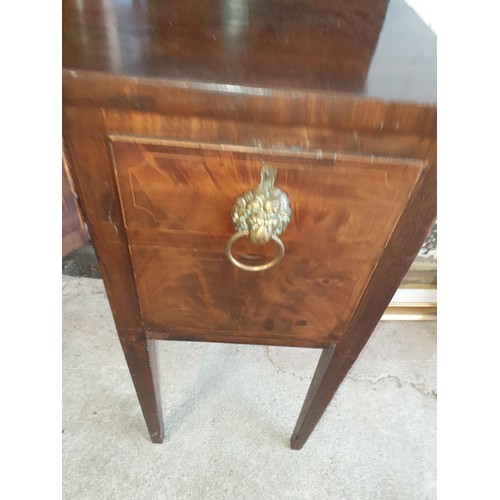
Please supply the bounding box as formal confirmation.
[111,140,423,346]
[62,0,435,103]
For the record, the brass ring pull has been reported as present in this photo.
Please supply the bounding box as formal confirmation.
[226,167,291,271]
[225,230,285,272]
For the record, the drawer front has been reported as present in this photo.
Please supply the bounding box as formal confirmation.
[111,139,423,346]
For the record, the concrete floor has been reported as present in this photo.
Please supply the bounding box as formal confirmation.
[62,273,436,499]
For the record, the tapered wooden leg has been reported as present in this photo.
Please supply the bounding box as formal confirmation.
[119,335,164,443]
[289,162,437,450]
[291,169,437,449]
[291,339,365,450]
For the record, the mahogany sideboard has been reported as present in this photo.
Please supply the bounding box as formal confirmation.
[62,0,436,449]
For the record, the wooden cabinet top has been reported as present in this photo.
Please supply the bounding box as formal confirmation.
[62,0,436,105]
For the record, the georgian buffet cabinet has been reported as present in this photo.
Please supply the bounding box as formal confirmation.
[62,0,436,449]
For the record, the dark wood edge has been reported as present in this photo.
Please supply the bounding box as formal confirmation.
[63,70,436,137]
[62,69,437,106]
[146,329,332,349]
[62,107,145,334]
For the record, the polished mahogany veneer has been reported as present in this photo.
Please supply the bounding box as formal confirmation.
[63,0,436,449]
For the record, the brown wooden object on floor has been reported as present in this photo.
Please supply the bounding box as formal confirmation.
[62,152,88,256]
[62,0,436,448]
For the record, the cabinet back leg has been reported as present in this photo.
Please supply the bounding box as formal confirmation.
[119,335,164,443]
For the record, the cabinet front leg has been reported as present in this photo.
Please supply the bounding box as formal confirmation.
[290,346,336,450]
[291,339,362,450]
[119,335,164,443]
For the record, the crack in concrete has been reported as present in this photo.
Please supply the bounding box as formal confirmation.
[346,374,437,399]
[264,349,436,399]
[264,347,310,382]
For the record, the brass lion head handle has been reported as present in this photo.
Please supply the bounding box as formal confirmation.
[231,167,292,244]
[226,167,292,271]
